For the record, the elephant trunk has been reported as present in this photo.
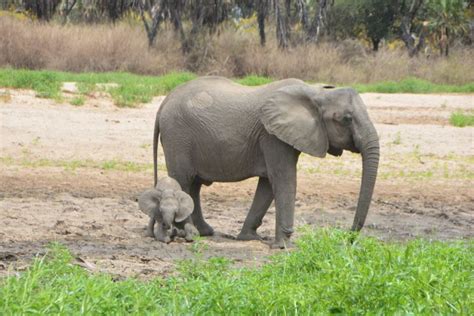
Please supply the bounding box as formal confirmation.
[162,211,174,230]
[351,129,380,231]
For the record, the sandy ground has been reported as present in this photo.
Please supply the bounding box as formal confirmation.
[0,88,473,279]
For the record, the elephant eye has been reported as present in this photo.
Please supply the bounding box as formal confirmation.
[342,114,352,125]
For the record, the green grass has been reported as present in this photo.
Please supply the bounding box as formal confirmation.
[0,68,197,107]
[2,69,472,107]
[70,96,85,106]
[0,156,159,172]
[450,111,474,127]
[235,74,274,86]
[0,69,62,99]
[0,229,472,314]
[354,77,474,94]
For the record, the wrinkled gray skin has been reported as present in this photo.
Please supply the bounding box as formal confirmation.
[138,176,198,243]
[153,77,379,248]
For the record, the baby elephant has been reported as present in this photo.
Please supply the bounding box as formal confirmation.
[138,176,198,243]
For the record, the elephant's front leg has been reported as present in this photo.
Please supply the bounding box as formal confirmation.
[154,222,171,244]
[271,174,296,249]
[237,177,274,240]
[262,137,299,249]
[145,217,156,237]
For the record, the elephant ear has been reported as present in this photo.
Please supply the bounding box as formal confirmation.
[138,189,161,216]
[261,85,328,157]
[174,191,194,222]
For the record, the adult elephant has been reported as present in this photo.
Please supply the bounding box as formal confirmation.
[153,77,379,248]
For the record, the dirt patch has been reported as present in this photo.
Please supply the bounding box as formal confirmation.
[1,90,473,279]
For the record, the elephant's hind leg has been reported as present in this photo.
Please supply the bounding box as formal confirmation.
[190,180,214,236]
[237,177,273,240]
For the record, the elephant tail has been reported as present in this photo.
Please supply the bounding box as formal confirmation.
[153,111,160,187]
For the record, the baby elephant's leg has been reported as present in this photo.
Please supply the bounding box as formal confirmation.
[154,222,171,244]
[183,223,199,242]
[145,217,155,237]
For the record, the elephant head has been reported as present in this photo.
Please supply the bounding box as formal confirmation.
[158,189,194,229]
[138,176,195,243]
[261,85,380,231]
[155,176,182,192]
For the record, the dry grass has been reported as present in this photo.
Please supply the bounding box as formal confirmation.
[0,17,184,74]
[1,17,473,84]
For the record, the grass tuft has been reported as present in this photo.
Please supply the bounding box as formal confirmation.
[70,96,85,106]
[0,229,472,314]
[0,69,62,99]
[450,111,474,127]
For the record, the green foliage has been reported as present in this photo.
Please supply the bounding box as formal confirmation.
[70,96,85,106]
[354,77,474,93]
[426,0,469,36]
[1,229,472,314]
[0,69,62,99]
[360,0,397,50]
[236,75,273,86]
[0,69,196,107]
[450,111,474,127]
[326,0,361,40]
[1,69,473,108]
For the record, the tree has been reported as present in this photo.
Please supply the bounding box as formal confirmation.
[305,0,333,43]
[138,0,166,47]
[256,0,269,46]
[425,0,469,56]
[60,0,78,24]
[23,0,61,21]
[360,0,397,51]
[276,0,290,49]
[326,0,360,40]
[397,0,427,56]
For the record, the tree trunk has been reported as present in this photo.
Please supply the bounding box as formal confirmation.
[168,0,188,53]
[439,27,449,57]
[372,38,380,51]
[139,0,165,48]
[306,0,330,43]
[399,0,424,57]
[257,0,267,46]
[296,0,309,32]
[276,0,289,49]
[61,0,77,24]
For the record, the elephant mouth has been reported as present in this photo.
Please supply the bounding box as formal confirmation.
[348,145,360,154]
[342,137,360,154]
[347,134,361,154]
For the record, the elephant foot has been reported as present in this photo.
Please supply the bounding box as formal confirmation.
[145,227,155,238]
[184,223,199,242]
[195,222,214,236]
[157,235,171,244]
[270,239,294,250]
[236,230,262,241]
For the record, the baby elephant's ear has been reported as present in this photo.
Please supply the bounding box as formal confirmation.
[138,189,161,216]
[174,191,194,222]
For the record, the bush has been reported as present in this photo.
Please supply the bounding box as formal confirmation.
[450,111,474,127]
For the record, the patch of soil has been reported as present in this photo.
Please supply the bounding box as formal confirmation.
[0,90,473,278]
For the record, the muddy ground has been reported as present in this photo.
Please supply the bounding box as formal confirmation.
[0,88,473,279]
